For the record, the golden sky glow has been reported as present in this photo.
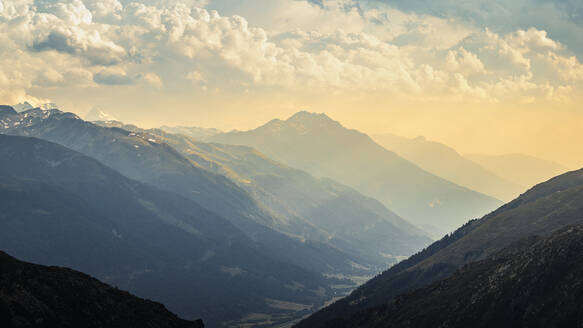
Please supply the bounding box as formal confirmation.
[1,0,582,167]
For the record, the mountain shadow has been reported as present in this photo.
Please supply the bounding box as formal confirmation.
[296,166,583,327]
[0,250,204,328]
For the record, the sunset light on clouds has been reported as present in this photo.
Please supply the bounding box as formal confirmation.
[1,0,582,166]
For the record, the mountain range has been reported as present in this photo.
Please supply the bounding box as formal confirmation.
[0,106,368,279]
[95,120,431,267]
[372,133,524,201]
[0,133,336,327]
[466,153,568,188]
[210,111,502,236]
[296,166,583,327]
[0,250,204,328]
[0,105,433,326]
[2,104,576,327]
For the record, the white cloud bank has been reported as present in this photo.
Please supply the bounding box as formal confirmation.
[0,0,581,106]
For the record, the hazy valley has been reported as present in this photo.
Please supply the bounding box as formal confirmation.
[1,0,582,326]
[2,103,580,327]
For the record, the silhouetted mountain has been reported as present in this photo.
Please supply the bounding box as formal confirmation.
[0,134,333,327]
[322,225,583,328]
[0,251,204,328]
[296,167,583,328]
[466,153,568,188]
[373,133,524,201]
[96,121,431,267]
[0,107,358,281]
[211,111,502,236]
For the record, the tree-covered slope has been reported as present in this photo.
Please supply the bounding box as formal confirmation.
[297,167,583,327]
[0,251,204,328]
[324,225,583,328]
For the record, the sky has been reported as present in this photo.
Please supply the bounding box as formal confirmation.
[1,0,582,167]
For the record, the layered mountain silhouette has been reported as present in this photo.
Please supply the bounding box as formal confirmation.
[321,225,583,328]
[96,121,431,267]
[0,251,204,328]
[297,167,583,327]
[210,111,502,236]
[466,153,568,188]
[0,106,364,280]
[372,133,524,201]
[0,134,334,327]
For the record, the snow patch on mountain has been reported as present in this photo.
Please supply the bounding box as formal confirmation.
[85,107,117,122]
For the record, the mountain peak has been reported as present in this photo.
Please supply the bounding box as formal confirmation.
[255,111,342,135]
[13,101,34,112]
[85,107,117,122]
[40,102,59,110]
[287,111,334,123]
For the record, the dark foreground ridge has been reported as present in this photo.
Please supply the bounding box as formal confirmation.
[297,167,583,327]
[325,225,583,328]
[0,250,204,328]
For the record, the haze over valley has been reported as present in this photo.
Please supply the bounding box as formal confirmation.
[1,0,582,327]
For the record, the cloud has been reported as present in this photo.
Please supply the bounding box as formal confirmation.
[0,0,581,108]
[142,72,163,88]
[445,47,485,75]
[344,0,583,58]
[93,68,134,85]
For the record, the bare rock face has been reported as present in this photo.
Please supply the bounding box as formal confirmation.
[0,251,204,328]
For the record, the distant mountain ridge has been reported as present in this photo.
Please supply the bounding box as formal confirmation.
[296,166,583,327]
[372,133,524,201]
[96,120,431,267]
[466,153,568,188]
[210,111,502,236]
[0,250,204,328]
[0,106,363,280]
[0,134,334,327]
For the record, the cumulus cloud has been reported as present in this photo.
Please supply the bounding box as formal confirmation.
[0,0,581,107]
[445,47,485,75]
[93,67,134,85]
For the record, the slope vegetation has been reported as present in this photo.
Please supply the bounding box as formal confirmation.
[325,225,583,328]
[0,251,204,328]
[297,167,583,327]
